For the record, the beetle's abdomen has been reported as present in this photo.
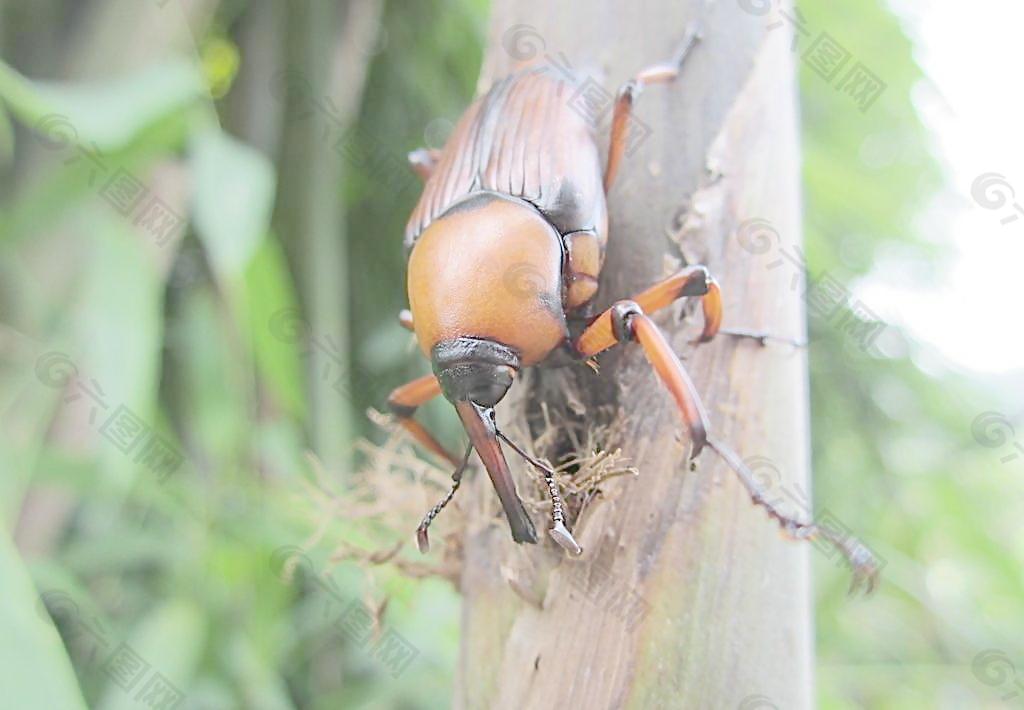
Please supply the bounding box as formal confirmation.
[407,195,567,366]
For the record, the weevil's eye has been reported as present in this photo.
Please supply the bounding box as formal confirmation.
[431,338,520,407]
[469,365,516,407]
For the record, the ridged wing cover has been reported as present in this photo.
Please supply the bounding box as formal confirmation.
[404,69,608,251]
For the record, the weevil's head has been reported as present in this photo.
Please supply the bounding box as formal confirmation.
[406,193,569,378]
[431,336,518,407]
[405,195,573,547]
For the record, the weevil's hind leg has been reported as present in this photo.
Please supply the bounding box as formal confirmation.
[706,440,881,594]
[408,148,441,182]
[398,309,414,331]
[416,443,473,553]
[591,300,881,593]
[604,21,702,191]
[386,374,460,466]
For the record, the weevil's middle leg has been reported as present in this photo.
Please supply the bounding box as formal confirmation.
[575,265,802,357]
[578,300,881,593]
[576,265,720,357]
[604,21,703,190]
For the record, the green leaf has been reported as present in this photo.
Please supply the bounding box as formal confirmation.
[0,103,14,163]
[244,234,307,420]
[95,601,205,710]
[191,128,276,285]
[0,530,88,710]
[0,58,204,150]
[74,211,166,491]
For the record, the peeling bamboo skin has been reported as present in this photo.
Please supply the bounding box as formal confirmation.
[455,3,812,710]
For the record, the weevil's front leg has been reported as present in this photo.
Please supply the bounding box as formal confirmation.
[407,148,441,182]
[416,443,473,553]
[604,21,702,191]
[585,300,881,593]
[576,265,720,357]
[575,265,802,357]
[386,374,460,466]
[398,309,414,331]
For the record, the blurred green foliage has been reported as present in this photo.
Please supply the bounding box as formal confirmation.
[798,2,1023,708]
[0,1,1020,709]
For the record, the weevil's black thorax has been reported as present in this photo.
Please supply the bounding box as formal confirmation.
[432,337,520,407]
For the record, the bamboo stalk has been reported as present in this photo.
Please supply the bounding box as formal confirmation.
[456,3,812,707]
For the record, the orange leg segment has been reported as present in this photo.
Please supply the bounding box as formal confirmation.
[604,22,702,191]
[575,265,719,358]
[632,314,710,457]
[386,374,460,466]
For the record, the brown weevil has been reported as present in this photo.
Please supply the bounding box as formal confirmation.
[386,24,879,593]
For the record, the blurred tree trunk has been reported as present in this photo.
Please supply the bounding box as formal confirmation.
[457,2,813,708]
[275,0,382,469]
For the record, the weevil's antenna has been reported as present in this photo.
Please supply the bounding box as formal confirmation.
[416,442,474,553]
[706,438,881,595]
[496,429,583,556]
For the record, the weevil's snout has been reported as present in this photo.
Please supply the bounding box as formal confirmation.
[431,337,519,407]
[431,337,538,545]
